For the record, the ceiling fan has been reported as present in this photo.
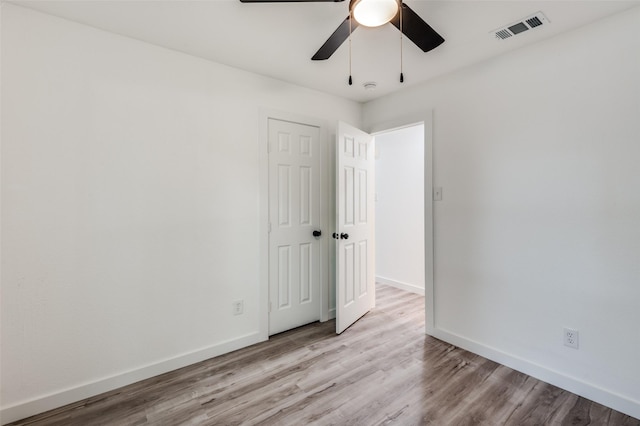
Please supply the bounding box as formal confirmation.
[239,0,445,61]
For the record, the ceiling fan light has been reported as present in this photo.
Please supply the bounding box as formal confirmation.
[352,0,399,28]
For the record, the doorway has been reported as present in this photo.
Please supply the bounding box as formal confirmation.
[367,114,433,335]
[374,124,425,296]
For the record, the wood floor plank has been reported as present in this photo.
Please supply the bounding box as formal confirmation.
[447,367,538,425]
[9,284,639,426]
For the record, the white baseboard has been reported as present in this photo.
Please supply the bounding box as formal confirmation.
[376,276,425,296]
[1,332,264,425]
[430,327,640,420]
[6,324,637,424]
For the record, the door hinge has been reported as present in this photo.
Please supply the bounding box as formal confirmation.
[268,222,272,233]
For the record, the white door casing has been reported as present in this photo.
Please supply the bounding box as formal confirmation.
[336,121,375,334]
[268,119,322,335]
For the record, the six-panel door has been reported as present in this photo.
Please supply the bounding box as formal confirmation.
[336,121,375,334]
[268,119,322,335]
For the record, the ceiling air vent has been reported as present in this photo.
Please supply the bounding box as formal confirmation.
[526,16,544,28]
[495,29,512,40]
[491,12,549,41]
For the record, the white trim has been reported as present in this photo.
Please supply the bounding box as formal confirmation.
[258,109,331,336]
[0,332,262,425]
[432,328,640,420]
[258,108,270,341]
[376,276,425,296]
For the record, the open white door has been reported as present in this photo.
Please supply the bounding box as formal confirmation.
[335,121,375,334]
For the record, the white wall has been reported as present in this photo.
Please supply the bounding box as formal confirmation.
[365,5,640,419]
[0,4,360,423]
[375,125,425,294]
[4,1,640,422]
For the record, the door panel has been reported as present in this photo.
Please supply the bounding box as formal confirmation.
[300,243,312,302]
[269,119,321,335]
[336,122,375,334]
[277,246,291,308]
[278,165,291,226]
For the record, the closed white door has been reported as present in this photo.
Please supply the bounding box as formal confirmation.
[268,119,322,335]
[336,121,375,334]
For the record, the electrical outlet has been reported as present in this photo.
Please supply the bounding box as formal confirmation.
[233,300,244,316]
[564,327,579,349]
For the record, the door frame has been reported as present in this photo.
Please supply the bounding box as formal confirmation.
[258,109,331,340]
[366,110,435,335]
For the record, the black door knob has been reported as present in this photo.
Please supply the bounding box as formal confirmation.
[333,233,339,239]
[313,230,322,237]
[340,233,349,240]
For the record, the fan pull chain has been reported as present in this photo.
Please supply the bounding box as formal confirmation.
[348,14,353,86]
[400,1,404,83]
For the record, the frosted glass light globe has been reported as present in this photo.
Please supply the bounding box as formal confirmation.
[352,0,399,28]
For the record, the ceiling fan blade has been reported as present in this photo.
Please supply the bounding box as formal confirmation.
[239,0,344,3]
[390,3,444,52]
[312,16,358,60]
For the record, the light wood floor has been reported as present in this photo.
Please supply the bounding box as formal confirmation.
[11,284,639,425]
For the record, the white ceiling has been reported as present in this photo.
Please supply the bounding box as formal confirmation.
[11,0,640,102]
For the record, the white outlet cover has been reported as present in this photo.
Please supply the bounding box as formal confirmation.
[233,300,244,315]
[564,327,579,349]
